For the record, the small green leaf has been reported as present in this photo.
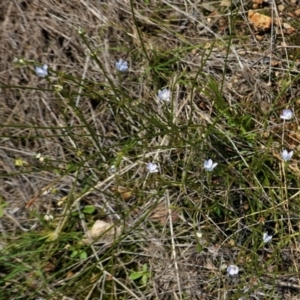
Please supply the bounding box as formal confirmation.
[196,244,203,252]
[83,205,96,214]
[129,272,143,280]
[66,163,77,172]
[79,251,87,259]
[71,210,79,217]
[0,199,8,218]
[70,250,78,258]
[142,274,148,284]
[142,263,148,272]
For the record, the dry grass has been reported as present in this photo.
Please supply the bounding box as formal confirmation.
[2,0,300,299]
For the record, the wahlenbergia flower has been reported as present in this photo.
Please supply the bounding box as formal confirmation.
[281,149,293,161]
[227,265,239,276]
[35,64,48,77]
[109,165,116,173]
[44,214,53,221]
[280,109,293,120]
[158,88,170,102]
[263,232,272,243]
[116,59,128,72]
[146,162,159,173]
[204,159,218,171]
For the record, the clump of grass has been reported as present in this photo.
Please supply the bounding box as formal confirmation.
[1,0,300,299]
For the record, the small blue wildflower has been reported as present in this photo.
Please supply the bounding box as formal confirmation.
[146,162,159,173]
[281,149,293,161]
[35,64,48,77]
[280,109,293,120]
[116,59,128,72]
[263,232,272,243]
[204,159,217,171]
[227,265,239,276]
[158,88,171,102]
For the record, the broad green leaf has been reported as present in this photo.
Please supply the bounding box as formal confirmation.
[79,251,87,259]
[129,272,143,280]
[70,250,78,258]
[142,263,148,272]
[142,274,148,284]
[83,205,96,214]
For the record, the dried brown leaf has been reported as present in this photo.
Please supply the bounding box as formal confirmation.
[149,202,180,225]
[248,10,272,30]
[220,0,231,7]
[82,220,121,244]
[294,8,300,17]
[111,186,133,200]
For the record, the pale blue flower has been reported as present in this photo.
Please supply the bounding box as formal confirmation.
[263,232,272,243]
[227,265,239,276]
[35,64,48,77]
[158,88,170,102]
[281,149,293,161]
[280,109,293,120]
[146,162,159,173]
[109,165,116,173]
[116,59,128,72]
[44,214,54,222]
[204,159,217,171]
